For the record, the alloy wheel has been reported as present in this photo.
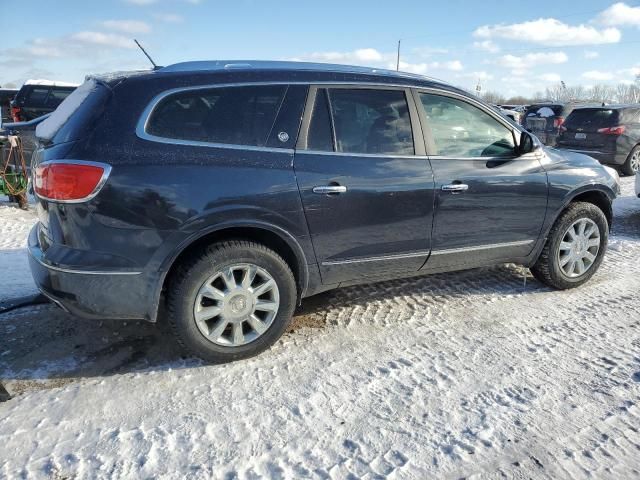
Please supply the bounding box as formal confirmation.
[557,218,601,278]
[193,263,280,346]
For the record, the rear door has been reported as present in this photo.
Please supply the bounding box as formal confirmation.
[414,89,548,270]
[294,85,435,285]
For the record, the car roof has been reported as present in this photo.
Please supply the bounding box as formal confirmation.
[571,104,640,110]
[92,60,463,93]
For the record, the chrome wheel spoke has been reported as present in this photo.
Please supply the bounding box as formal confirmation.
[559,254,572,267]
[241,265,257,289]
[209,318,229,340]
[221,267,237,290]
[559,241,572,251]
[255,300,278,312]
[201,285,225,301]
[195,305,222,322]
[587,238,600,248]
[232,322,245,344]
[583,251,596,263]
[248,314,267,334]
[252,279,275,297]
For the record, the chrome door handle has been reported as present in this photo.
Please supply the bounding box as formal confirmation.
[312,185,347,194]
[441,183,469,193]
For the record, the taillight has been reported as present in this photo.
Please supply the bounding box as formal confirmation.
[597,125,626,135]
[34,161,110,202]
[553,117,565,129]
[10,106,21,122]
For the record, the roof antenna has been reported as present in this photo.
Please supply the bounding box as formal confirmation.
[134,39,160,70]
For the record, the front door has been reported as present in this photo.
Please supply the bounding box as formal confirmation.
[294,86,435,285]
[413,90,549,270]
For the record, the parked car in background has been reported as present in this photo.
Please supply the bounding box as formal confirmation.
[0,88,19,124]
[29,61,619,363]
[491,104,522,125]
[499,104,526,123]
[10,79,78,122]
[556,105,640,176]
[523,103,577,146]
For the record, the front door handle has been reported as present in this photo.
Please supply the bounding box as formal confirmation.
[441,183,469,193]
[312,185,347,195]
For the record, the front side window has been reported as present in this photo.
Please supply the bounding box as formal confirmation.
[328,89,414,155]
[419,93,516,157]
[146,85,287,147]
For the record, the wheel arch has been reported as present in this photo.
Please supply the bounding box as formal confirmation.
[153,222,309,322]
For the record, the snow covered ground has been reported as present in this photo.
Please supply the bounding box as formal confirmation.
[1,178,639,479]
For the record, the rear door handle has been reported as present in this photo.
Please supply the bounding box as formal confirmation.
[312,185,347,194]
[441,183,469,193]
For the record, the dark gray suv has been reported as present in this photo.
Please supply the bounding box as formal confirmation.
[29,61,620,362]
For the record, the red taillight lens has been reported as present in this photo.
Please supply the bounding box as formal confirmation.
[553,117,565,129]
[10,106,21,122]
[597,125,626,135]
[34,162,108,202]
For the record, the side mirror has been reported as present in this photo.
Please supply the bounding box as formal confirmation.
[518,131,536,155]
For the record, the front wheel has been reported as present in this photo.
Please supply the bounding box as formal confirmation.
[531,202,608,289]
[166,240,297,363]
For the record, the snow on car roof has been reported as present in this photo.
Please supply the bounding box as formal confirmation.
[24,79,79,87]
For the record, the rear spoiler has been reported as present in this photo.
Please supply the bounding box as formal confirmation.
[0,113,51,134]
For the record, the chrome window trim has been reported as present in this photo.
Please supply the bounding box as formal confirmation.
[135,81,459,153]
[430,240,534,256]
[296,149,429,160]
[33,160,112,204]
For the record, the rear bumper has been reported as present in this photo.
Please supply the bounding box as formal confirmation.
[558,148,627,166]
[28,224,157,321]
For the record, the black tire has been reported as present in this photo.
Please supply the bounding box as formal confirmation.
[531,202,608,290]
[166,240,297,363]
[620,145,640,176]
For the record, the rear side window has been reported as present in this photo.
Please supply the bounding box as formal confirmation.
[328,89,414,155]
[45,88,74,107]
[565,109,619,129]
[25,87,50,105]
[146,85,287,147]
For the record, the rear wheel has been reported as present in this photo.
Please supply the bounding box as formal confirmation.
[167,240,297,363]
[621,145,640,176]
[531,202,608,289]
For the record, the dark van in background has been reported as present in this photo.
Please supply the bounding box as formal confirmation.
[523,103,577,147]
[10,80,77,122]
[556,105,640,175]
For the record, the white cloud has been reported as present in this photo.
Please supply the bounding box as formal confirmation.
[495,52,568,70]
[70,31,136,49]
[457,71,493,81]
[473,40,500,53]
[474,18,621,46]
[123,0,157,5]
[597,2,640,27]
[101,20,151,34]
[539,73,562,83]
[582,70,614,81]
[153,13,184,23]
[307,48,384,63]
[617,66,640,77]
[584,50,599,59]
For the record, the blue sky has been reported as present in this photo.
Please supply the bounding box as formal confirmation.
[1,0,639,96]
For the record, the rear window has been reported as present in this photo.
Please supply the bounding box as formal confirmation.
[565,109,619,129]
[36,80,110,144]
[146,85,287,147]
[525,105,563,118]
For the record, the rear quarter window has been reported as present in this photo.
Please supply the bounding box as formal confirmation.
[145,85,287,147]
